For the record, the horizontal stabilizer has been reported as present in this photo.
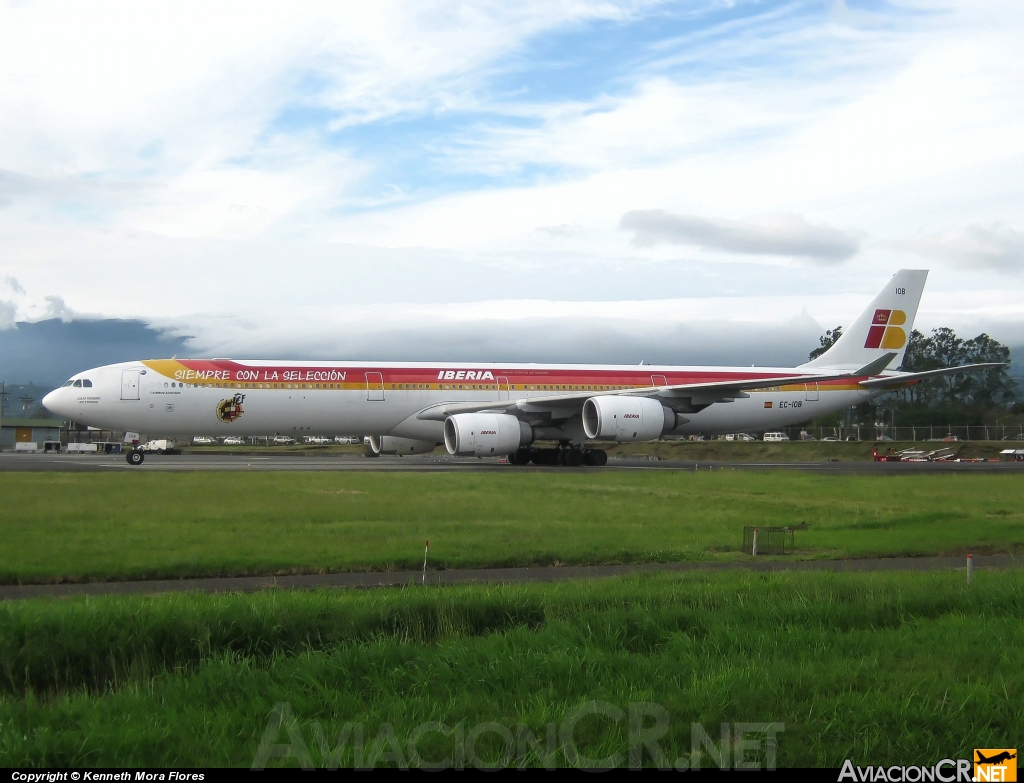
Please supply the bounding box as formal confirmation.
[859,363,1006,388]
[853,352,898,378]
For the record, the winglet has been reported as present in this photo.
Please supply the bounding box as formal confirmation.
[852,352,898,377]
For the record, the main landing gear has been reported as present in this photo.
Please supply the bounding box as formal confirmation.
[126,448,145,466]
[508,446,608,467]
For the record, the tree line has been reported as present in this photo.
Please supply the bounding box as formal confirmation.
[810,326,1021,425]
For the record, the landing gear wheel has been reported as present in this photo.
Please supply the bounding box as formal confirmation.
[584,449,608,467]
[530,448,559,466]
[126,449,145,466]
[508,447,532,466]
[561,448,584,467]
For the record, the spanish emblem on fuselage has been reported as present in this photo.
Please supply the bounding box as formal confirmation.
[216,393,245,423]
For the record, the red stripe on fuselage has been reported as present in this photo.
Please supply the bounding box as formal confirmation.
[159,359,804,387]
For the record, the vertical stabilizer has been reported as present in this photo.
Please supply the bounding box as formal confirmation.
[802,270,928,370]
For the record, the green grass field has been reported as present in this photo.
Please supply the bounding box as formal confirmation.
[606,439,1014,462]
[1,570,1021,767]
[181,439,1014,461]
[2,472,1022,583]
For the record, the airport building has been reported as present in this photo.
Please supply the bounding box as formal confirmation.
[0,417,62,450]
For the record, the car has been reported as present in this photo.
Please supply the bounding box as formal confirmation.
[222,436,245,445]
[822,436,840,442]
[335,436,361,444]
[304,435,332,444]
[942,435,961,442]
[799,431,817,441]
[273,435,296,445]
[192,436,215,445]
[763,432,789,442]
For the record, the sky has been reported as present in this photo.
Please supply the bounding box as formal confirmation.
[1,0,1023,371]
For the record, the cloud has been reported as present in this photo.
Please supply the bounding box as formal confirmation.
[41,295,74,321]
[0,299,15,329]
[619,210,864,262]
[536,224,583,238]
[4,276,25,295]
[891,223,1024,272]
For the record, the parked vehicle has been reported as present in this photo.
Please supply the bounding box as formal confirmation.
[799,431,817,441]
[335,436,361,444]
[222,436,245,445]
[822,436,840,442]
[304,435,332,445]
[763,432,789,442]
[273,435,296,445]
[141,439,175,453]
[192,436,216,445]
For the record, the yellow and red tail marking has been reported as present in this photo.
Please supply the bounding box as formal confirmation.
[864,309,907,350]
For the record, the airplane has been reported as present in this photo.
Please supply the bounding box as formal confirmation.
[976,751,1016,765]
[42,269,999,466]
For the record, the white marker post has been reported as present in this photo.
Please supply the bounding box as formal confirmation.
[967,553,973,585]
[752,529,759,557]
[422,539,429,585]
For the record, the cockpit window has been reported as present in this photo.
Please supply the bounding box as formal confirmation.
[73,380,83,387]
[62,380,74,387]
[82,379,93,387]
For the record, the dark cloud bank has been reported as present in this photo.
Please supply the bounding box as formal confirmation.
[0,319,189,385]
[5,318,1020,389]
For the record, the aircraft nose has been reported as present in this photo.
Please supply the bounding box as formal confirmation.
[42,390,63,416]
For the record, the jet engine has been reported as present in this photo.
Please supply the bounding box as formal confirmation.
[444,413,533,456]
[582,396,678,442]
[368,436,438,456]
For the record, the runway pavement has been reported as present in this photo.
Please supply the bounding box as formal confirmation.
[2,451,1023,473]
[0,554,1016,600]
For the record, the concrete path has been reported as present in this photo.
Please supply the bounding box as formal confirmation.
[1,554,1016,601]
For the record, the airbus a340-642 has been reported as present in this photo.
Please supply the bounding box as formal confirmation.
[43,270,996,466]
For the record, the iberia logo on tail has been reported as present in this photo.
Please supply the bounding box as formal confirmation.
[865,309,907,349]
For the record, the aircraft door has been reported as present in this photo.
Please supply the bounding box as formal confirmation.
[120,370,140,400]
[365,372,385,401]
[805,382,819,401]
[497,376,510,401]
[651,375,668,387]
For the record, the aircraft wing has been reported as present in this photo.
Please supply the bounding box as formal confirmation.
[416,353,899,422]
[858,362,1005,389]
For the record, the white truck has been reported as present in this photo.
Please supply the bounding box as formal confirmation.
[141,439,176,453]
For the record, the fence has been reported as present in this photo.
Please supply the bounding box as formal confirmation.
[777,424,1024,442]
[742,525,807,555]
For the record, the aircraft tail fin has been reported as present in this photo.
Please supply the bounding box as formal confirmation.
[802,269,929,371]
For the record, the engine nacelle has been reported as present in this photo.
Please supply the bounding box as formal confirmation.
[368,436,438,456]
[444,413,532,456]
[582,396,676,442]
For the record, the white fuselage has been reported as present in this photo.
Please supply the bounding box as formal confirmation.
[43,358,880,443]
